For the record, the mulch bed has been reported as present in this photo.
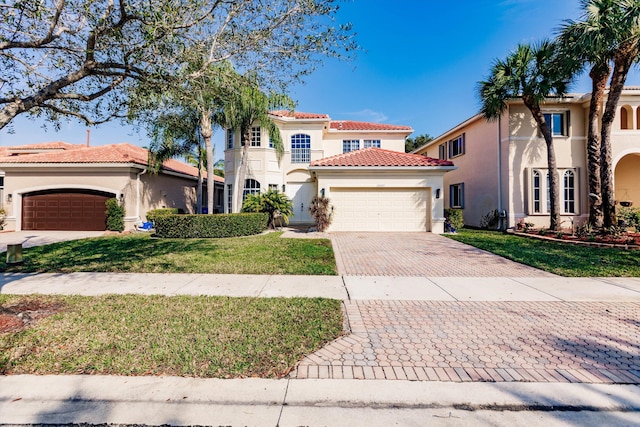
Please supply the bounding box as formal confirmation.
[0,299,64,334]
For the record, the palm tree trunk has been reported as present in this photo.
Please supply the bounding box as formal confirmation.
[586,63,610,228]
[234,127,252,212]
[600,42,638,228]
[196,154,204,214]
[527,100,561,230]
[200,110,215,215]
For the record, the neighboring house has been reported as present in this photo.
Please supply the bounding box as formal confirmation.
[225,111,456,232]
[0,142,224,231]
[413,87,640,229]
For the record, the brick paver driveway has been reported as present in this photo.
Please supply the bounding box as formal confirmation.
[331,232,554,277]
[292,300,640,383]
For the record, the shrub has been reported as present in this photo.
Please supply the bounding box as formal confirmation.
[309,195,334,232]
[153,213,268,238]
[619,206,640,231]
[146,208,181,224]
[105,198,125,232]
[242,190,294,229]
[0,208,6,231]
[444,208,464,231]
[480,209,500,229]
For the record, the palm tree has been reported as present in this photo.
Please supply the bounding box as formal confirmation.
[148,109,206,213]
[559,0,640,228]
[478,41,573,231]
[214,79,295,212]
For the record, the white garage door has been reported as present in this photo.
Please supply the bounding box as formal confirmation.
[330,188,430,232]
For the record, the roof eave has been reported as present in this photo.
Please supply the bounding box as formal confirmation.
[327,128,414,134]
[309,165,457,172]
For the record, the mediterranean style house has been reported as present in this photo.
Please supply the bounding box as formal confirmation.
[224,111,456,232]
[413,87,640,229]
[0,142,224,231]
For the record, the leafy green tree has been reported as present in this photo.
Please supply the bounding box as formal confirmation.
[479,41,573,231]
[214,80,295,212]
[0,0,356,130]
[405,134,434,153]
[559,0,640,228]
[242,190,293,229]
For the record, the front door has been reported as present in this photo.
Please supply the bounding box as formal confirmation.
[286,182,315,223]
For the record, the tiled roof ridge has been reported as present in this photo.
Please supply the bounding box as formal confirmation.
[270,110,329,119]
[329,120,413,131]
[310,147,454,167]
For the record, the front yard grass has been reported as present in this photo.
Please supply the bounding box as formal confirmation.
[446,229,640,277]
[0,232,336,275]
[0,294,343,378]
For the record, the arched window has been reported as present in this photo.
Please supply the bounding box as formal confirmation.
[563,170,575,213]
[620,105,633,129]
[243,179,261,199]
[291,134,311,163]
[533,170,541,213]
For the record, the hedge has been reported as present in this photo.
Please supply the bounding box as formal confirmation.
[444,208,464,231]
[105,198,125,232]
[153,213,269,238]
[146,208,181,224]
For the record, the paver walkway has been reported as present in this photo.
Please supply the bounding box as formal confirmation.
[292,300,640,383]
[330,232,555,277]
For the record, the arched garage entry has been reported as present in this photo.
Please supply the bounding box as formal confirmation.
[22,189,115,231]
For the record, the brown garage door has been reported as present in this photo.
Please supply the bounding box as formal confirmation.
[22,190,112,231]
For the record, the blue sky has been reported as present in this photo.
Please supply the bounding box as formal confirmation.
[2,0,639,158]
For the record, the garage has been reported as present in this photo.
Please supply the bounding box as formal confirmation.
[22,190,112,231]
[329,188,430,232]
[309,148,456,233]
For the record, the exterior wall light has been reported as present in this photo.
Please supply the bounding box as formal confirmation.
[435,188,441,199]
[6,194,12,203]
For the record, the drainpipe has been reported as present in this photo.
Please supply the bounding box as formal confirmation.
[497,115,504,230]
[136,167,147,219]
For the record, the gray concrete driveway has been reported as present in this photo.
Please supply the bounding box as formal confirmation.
[330,232,555,277]
[0,230,105,253]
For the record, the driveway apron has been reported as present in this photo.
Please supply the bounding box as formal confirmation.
[330,232,555,277]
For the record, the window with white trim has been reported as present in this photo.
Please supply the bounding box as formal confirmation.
[363,139,380,148]
[291,134,311,163]
[226,129,234,149]
[251,127,261,147]
[528,168,579,215]
[450,183,464,209]
[343,139,360,153]
[448,134,465,158]
[543,112,568,136]
[243,179,261,199]
[268,184,278,191]
[227,184,233,213]
[438,143,447,160]
[564,170,575,213]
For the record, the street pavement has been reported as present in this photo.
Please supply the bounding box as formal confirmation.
[1,230,639,425]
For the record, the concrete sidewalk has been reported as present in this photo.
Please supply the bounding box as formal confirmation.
[1,375,639,426]
[2,272,640,301]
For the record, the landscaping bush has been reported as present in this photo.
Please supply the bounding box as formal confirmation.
[242,190,294,228]
[480,209,500,229]
[619,206,640,231]
[153,213,269,238]
[105,198,125,232]
[444,208,464,231]
[146,208,181,224]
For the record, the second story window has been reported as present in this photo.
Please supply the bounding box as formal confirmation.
[363,139,380,148]
[343,140,360,153]
[226,129,234,149]
[543,112,568,136]
[448,134,465,158]
[438,143,447,160]
[251,127,261,147]
[291,134,311,163]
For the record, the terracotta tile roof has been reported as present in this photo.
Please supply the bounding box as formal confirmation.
[0,142,223,182]
[6,141,84,151]
[270,110,329,119]
[329,121,413,131]
[310,148,454,167]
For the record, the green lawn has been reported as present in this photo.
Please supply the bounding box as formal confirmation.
[0,294,343,378]
[446,229,640,277]
[0,232,337,275]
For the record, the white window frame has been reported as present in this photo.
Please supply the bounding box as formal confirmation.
[243,179,261,199]
[543,112,569,137]
[438,143,447,160]
[363,139,380,148]
[251,127,261,147]
[450,183,464,209]
[291,134,311,163]
[268,184,278,191]
[226,184,233,213]
[343,139,360,153]
[226,129,234,149]
[528,168,579,215]
[563,170,576,214]
[448,134,465,158]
